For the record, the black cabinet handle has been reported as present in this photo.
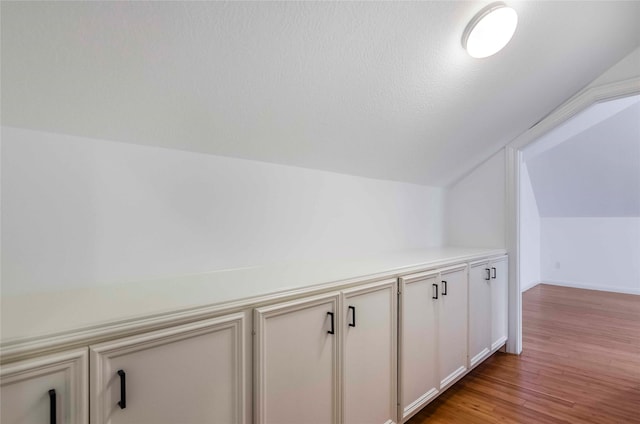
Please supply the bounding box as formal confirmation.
[117,369,126,409]
[48,389,56,424]
[492,267,497,279]
[485,268,491,281]
[432,283,438,299]
[348,306,356,327]
[442,280,448,295]
[327,312,335,334]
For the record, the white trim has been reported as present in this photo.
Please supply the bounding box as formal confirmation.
[439,263,468,275]
[509,77,640,150]
[505,76,640,356]
[491,336,508,351]
[521,280,541,293]
[505,145,521,354]
[401,388,439,422]
[542,281,640,296]
[469,259,490,268]
[469,348,490,369]
[399,270,439,285]
[439,365,467,390]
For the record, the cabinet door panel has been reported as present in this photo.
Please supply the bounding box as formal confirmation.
[399,272,439,422]
[468,262,491,368]
[491,258,509,350]
[255,293,339,424]
[0,348,88,424]
[90,313,245,424]
[343,280,397,424]
[438,266,468,389]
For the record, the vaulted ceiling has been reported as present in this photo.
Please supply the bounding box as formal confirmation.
[526,97,640,217]
[2,1,639,186]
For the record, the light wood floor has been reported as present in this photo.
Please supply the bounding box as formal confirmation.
[407,284,640,424]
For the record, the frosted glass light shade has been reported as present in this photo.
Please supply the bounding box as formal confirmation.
[462,2,518,59]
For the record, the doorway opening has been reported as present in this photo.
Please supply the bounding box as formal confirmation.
[505,78,639,355]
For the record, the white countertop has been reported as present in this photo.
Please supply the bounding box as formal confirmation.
[1,247,505,358]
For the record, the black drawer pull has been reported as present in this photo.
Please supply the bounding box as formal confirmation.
[49,389,56,424]
[117,369,126,409]
[485,268,491,281]
[442,280,448,295]
[432,283,438,299]
[492,267,497,279]
[327,312,335,334]
[348,306,356,327]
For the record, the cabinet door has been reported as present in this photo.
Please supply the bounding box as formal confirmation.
[398,271,439,422]
[342,280,397,424]
[468,262,492,368]
[490,257,509,350]
[90,313,246,424]
[1,348,88,424]
[438,265,468,390]
[254,292,340,424]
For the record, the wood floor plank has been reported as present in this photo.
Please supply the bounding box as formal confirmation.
[406,284,640,423]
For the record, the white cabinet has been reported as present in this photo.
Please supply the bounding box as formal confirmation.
[254,279,397,424]
[490,257,508,351]
[398,271,439,422]
[437,265,468,390]
[0,348,88,424]
[254,292,340,424]
[90,312,247,424]
[468,262,492,368]
[399,264,468,422]
[1,251,507,424]
[342,281,397,424]
[468,256,508,369]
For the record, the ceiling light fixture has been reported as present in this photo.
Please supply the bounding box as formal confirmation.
[462,2,518,59]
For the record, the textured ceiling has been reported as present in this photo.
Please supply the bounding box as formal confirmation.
[2,1,639,186]
[526,99,640,217]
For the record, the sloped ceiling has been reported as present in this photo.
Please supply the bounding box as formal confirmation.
[526,99,640,217]
[2,1,639,187]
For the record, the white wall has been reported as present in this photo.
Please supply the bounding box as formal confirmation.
[445,149,505,248]
[526,101,640,218]
[519,163,541,292]
[1,127,445,295]
[541,217,640,294]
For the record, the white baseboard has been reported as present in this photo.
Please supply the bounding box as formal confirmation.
[542,280,640,295]
[521,280,541,293]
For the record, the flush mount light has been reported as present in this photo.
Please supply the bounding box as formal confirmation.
[462,2,518,59]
